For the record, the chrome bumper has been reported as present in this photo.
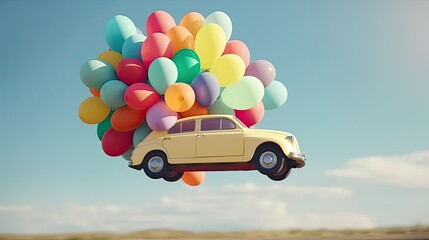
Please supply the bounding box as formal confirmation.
[289,152,306,168]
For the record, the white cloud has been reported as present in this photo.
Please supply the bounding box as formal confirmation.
[325,150,429,188]
[0,184,368,234]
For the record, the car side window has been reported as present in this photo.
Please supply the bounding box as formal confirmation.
[168,120,196,134]
[168,123,181,134]
[201,118,221,131]
[221,118,236,130]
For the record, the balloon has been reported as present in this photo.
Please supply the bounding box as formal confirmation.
[146,101,178,131]
[223,40,250,67]
[180,101,208,118]
[148,57,178,95]
[164,83,195,112]
[195,23,226,70]
[111,106,147,132]
[80,60,117,90]
[172,49,200,84]
[262,80,288,110]
[78,97,111,124]
[222,76,265,110]
[122,146,134,160]
[205,11,232,41]
[210,54,245,87]
[141,33,173,68]
[146,10,176,35]
[179,12,205,38]
[245,60,276,87]
[124,83,160,110]
[89,88,100,97]
[122,34,146,61]
[116,58,147,86]
[98,50,122,69]
[101,128,134,156]
[97,111,114,140]
[166,26,194,54]
[182,172,205,186]
[208,96,234,115]
[105,15,137,52]
[100,80,128,109]
[191,72,220,107]
[234,102,265,127]
[133,121,152,147]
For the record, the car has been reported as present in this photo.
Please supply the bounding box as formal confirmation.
[129,114,306,181]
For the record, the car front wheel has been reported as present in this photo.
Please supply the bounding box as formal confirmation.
[142,151,169,179]
[254,145,283,175]
[268,159,292,181]
[163,171,184,182]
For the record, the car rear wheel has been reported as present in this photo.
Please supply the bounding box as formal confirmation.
[254,145,283,175]
[142,151,169,179]
[163,171,184,182]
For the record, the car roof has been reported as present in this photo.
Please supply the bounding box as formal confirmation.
[177,114,236,123]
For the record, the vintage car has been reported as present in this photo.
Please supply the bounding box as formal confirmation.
[130,114,306,181]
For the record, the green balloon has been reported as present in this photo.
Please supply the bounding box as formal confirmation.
[172,49,201,84]
[80,60,117,90]
[221,76,265,110]
[209,97,234,115]
[97,110,114,140]
[263,80,288,110]
[148,57,178,95]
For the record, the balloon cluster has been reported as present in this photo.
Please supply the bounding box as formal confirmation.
[78,11,288,186]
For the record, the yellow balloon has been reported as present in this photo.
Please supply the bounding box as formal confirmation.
[165,83,195,112]
[195,23,226,70]
[78,97,111,124]
[98,50,122,70]
[209,54,245,87]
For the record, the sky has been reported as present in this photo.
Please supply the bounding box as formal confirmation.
[0,0,429,234]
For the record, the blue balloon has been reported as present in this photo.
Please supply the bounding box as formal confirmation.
[133,121,152,147]
[100,80,128,109]
[80,60,117,90]
[122,34,146,61]
[191,72,220,107]
[262,80,288,109]
[105,15,137,52]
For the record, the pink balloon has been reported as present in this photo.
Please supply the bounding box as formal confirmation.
[234,102,265,127]
[146,11,176,35]
[124,83,160,110]
[102,128,134,156]
[117,58,147,86]
[141,33,173,68]
[146,101,178,131]
[223,40,250,67]
[245,60,276,87]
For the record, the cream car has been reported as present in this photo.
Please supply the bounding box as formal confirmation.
[130,114,306,181]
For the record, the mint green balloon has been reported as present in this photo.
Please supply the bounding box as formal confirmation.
[221,76,264,110]
[172,49,200,84]
[148,57,178,95]
[105,15,137,52]
[209,97,234,115]
[263,80,288,110]
[80,60,117,90]
[205,11,233,41]
[97,111,114,140]
[133,121,152,147]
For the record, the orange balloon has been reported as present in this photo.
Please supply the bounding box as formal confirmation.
[182,171,206,186]
[111,106,146,132]
[166,26,194,54]
[180,101,208,118]
[89,88,100,97]
[165,83,195,112]
[78,97,111,124]
[179,12,205,38]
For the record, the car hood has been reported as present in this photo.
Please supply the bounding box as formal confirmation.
[248,129,291,138]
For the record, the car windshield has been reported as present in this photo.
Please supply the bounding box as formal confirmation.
[232,117,248,128]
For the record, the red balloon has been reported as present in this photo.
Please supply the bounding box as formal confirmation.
[117,58,147,86]
[124,83,160,110]
[146,10,176,35]
[102,128,134,157]
[89,88,100,97]
[223,40,250,68]
[234,102,265,127]
[111,106,147,132]
[141,33,173,68]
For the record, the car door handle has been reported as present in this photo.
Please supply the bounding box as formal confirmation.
[163,137,171,140]
[197,134,204,137]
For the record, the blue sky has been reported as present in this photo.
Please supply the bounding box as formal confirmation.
[1,0,429,234]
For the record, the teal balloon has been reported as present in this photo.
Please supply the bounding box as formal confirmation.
[263,80,288,110]
[97,111,114,140]
[133,121,152,147]
[205,11,233,41]
[122,34,146,61]
[209,97,234,115]
[148,57,178,95]
[105,15,137,52]
[221,76,264,110]
[122,147,134,161]
[172,49,200,84]
[100,80,128,108]
[80,60,117,90]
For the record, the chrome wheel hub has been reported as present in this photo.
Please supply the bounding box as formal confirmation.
[148,156,164,173]
[260,151,277,169]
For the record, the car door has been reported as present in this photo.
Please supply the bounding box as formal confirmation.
[162,119,196,161]
[196,117,244,158]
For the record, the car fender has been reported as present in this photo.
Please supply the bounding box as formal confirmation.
[244,136,293,161]
[130,143,168,168]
